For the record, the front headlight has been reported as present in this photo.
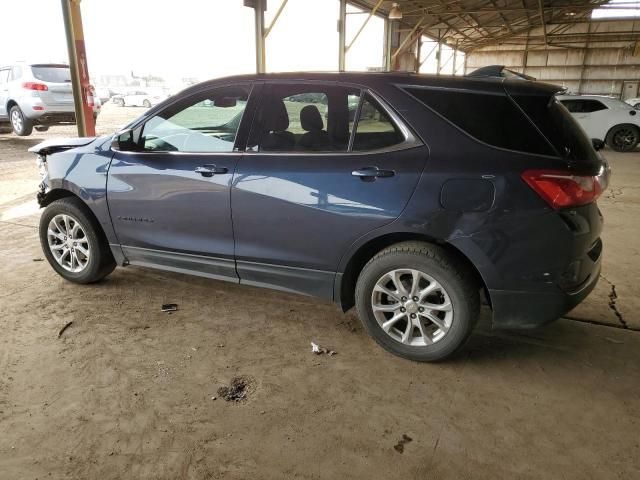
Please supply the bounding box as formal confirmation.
[35,155,48,179]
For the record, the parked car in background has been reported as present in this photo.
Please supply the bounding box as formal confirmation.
[0,62,101,136]
[557,94,640,152]
[30,72,607,362]
[95,87,115,105]
[112,90,168,108]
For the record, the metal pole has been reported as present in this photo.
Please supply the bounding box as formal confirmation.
[338,0,346,71]
[384,18,393,71]
[452,40,458,75]
[60,0,95,137]
[415,35,422,73]
[391,15,426,62]
[436,35,442,74]
[254,0,266,73]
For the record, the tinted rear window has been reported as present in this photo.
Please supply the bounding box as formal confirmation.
[512,95,599,163]
[31,65,71,83]
[404,87,555,156]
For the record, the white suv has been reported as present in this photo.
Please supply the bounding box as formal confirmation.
[557,94,640,152]
[0,62,101,136]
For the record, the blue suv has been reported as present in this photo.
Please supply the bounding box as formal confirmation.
[32,73,607,361]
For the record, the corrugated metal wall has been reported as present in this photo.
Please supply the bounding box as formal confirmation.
[465,20,640,97]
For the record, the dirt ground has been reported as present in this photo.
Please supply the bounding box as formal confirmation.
[0,104,639,479]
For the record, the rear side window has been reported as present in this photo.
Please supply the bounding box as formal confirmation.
[31,65,71,83]
[513,95,599,163]
[249,84,361,152]
[0,69,9,84]
[404,87,555,156]
[352,94,405,151]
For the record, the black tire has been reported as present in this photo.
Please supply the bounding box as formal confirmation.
[115,98,125,107]
[39,197,116,284]
[35,125,49,132]
[143,99,151,108]
[9,105,33,136]
[606,124,640,152]
[355,241,480,362]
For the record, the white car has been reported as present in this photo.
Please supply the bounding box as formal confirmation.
[113,90,167,108]
[557,95,640,152]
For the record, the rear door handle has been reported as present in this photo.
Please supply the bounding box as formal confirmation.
[195,164,228,177]
[352,166,395,180]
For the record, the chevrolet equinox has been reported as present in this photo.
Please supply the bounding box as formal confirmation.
[32,72,608,361]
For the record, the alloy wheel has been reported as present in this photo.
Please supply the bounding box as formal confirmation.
[371,269,454,346]
[11,110,23,132]
[613,127,638,150]
[47,214,90,273]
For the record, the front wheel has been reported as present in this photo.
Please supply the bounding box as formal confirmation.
[39,197,116,284]
[355,242,480,362]
[607,124,640,152]
[143,99,151,108]
[10,106,33,136]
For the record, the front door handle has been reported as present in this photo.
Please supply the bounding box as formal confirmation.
[195,164,228,177]
[352,166,395,181]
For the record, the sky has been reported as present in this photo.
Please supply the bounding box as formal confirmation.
[1,0,387,85]
[592,0,640,19]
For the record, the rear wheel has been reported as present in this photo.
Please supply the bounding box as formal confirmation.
[607,124,639,152]
[115,97,125,107]
[143,99,151,108]
[355,242,480,362]
[10,106,33,136]
[39,197,116,284]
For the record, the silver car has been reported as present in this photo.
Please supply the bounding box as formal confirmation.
[0,62,101,136]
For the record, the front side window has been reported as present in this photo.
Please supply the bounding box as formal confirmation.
[250,84,360,152]
[141,85,250,153]
[352,94,405,151]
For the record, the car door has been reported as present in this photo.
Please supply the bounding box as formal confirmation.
[107,83,256,280]
[231,82,427,298]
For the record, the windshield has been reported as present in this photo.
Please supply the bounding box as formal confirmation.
[30,65,71,83]
[512,94,599,164]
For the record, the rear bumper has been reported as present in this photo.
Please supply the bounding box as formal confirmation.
[489,256,601,329]
[27,111,100,125]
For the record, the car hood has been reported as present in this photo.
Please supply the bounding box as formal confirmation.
[28,137,97,156]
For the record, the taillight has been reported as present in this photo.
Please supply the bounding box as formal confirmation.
[521,169,603,209]
[22,82,48,91]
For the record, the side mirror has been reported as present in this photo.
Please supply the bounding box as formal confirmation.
[592,138,605,151]
[111,128,137,151]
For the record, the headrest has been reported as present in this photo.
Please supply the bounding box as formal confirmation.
[300,105,324,132]
[264,99,289,132]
